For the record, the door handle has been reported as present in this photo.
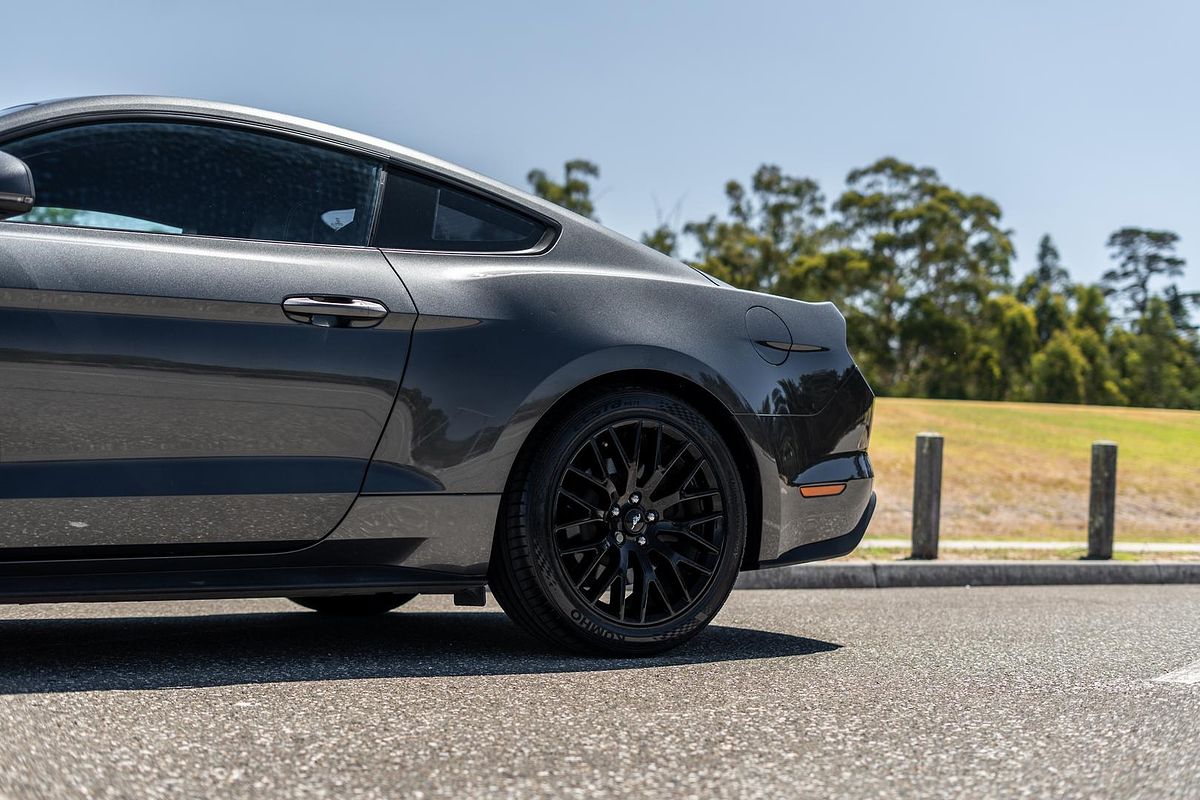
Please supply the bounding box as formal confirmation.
[282,296,389,328]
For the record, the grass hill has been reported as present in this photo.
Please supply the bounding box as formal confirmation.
[866,398,1200,544]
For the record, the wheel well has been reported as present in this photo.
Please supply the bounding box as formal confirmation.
[501,369,763,571]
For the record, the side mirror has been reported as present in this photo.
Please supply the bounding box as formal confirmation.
[0,150,35,220]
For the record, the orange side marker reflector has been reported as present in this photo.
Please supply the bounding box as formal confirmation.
[799,483,847,498]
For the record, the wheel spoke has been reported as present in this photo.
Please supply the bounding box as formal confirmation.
[627,420,644,493]
[558,488,605,518]
[673,552,714,576]
[652,575,675,616]
[644,442,689,495]
[658,523,721,554]
[674,512,724,530]
[575,546,610,589]
[567,465,614,496]
[657,487,720,511]
[559,539,607,556]
[587,561,622,603]
[638,572,652,624]
[678,458,706,494]
[665,556,692,603]
[607,425,631,482]
[612,548,629,621]
[588,437,609,478]
[555,515,604,531]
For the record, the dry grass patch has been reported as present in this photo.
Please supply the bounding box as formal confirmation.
[866,398,1200,543]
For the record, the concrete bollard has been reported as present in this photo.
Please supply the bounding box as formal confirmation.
[911,433,944,560]
[1088,441,1118,560]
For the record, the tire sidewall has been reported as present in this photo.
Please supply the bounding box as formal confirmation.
[523,390,746,652]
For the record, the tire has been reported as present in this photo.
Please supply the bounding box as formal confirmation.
[490,387,747,656]
[289,593,416,616]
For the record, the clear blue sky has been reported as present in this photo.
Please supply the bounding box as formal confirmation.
[6,0,1198,291]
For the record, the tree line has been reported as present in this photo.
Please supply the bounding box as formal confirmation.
[527,158,1200,409]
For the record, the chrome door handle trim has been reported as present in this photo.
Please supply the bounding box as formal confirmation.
[282,296,389,319]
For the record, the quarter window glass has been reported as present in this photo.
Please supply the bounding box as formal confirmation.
[375,170,547,252]
[1,122,381,246]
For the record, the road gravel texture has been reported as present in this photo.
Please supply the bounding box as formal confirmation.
[0,586,1197,799]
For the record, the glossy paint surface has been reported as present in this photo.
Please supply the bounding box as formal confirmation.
[0,223,415,549]
[0,96,874,595]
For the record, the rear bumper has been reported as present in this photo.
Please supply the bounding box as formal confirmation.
[770,454,874,565]
[757,492,876,569]
[738,366,876,569]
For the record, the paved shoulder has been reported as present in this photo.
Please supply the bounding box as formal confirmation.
[0,586,1196,798]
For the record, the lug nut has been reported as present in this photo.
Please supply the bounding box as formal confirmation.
[637,535,647,546]
[646,511,658,523]
[630,492,641,504]
[614,532,625,544]
[610,505,621,517]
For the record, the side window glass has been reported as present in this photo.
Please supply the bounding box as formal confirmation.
[375,170,548,252]
[0,122,381,246]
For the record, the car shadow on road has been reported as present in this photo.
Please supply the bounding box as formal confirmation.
[0,610,840,695]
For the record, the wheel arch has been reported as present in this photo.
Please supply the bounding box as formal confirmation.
[493,368,764,572]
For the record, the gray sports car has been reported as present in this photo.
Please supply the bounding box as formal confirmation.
[0,96,875,655]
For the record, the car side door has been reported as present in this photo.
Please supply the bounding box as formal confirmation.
[0,119,417,557]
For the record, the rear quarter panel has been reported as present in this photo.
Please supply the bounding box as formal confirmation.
[369,231,859,517]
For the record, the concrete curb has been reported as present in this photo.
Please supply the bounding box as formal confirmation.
[735,560,1200,590]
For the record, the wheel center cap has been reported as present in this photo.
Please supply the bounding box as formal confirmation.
[622,507,646,533]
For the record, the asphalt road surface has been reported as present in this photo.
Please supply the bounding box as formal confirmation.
[1,585,1197,799]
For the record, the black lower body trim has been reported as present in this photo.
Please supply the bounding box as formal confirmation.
[0,536,458,579]
[0,565,479,605]
[753,492,876,570]
[0,539,314,563]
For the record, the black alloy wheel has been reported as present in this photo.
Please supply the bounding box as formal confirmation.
[552,417,727,626]
[490,388,746,656]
